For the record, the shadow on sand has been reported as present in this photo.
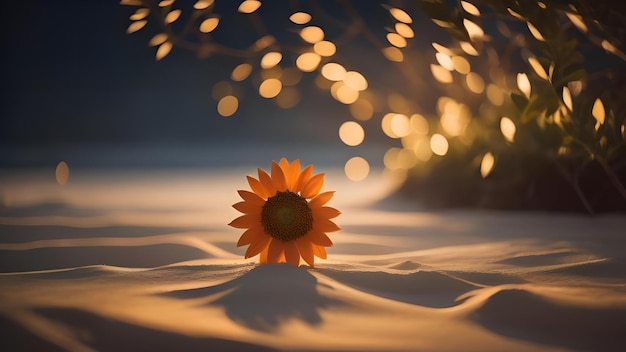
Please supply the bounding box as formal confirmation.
[165,264,343,332]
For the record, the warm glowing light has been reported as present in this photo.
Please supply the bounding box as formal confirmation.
[281,67,302,86]
[410,114,429,135]
[254,36,274,50]
[460,41,479,56]
[149,33,168,46]
[507,8,525,20]
[331,82,359,104]
[339,121,365,146]
[231,63,253,81]
[343,71,368,91]
[238,0,261,13]
[382,47,404,62]
[528,57,548,80]
[199,17,219,33]
[387,33,407,48]
[156,42,172,60]
[217,95,238,117]
[350,98,374,121]
[487,84,504,106]
[517,73,531,98]
[395,23,414,38]
[382,113,398,138]
[527,22,544,41]
[384,148,417,170]
[432,42,455,56]
[159,0,174,6]
[130,8,149,20]
[165,9,181,23]
[592,98,605,130]
[452,56,470,74]
[562,87,573,111]
[275,87,300,109]
[461,1,480,16]
[430,134,449,156]
[259,78,282,98]
[440,112,469,137]
[295,52,321,72]
[431,64,453,83]
[290,12,311,25]
[565,12,587,33]
[321,63,345,81]
[601,40,620,56]
[260,52,282,69]
[55,161,69,185]
[463,19,484,40]
[466,72,484,93]
[435,53,454,71]
[127,20,147,34]
[345,157,370,181]
[300,26,324,44]
[260,66,282,80]
[413,137,433,161]
[194,0,214,10]
[500,117,516,143]
[389,8,412,24]
[390,113,411,138]
[313,41,336,57]
[480,152,495,178]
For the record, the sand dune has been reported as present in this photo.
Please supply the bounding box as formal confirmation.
[1,168,625,351]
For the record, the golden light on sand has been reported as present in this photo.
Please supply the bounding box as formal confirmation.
[517,73,531,98]
[435,53,454,71]
[238,0,261,13]
[430,133,449,156]
[395,23,414,38]
[300,26,324,44]
[592,98,605,130]
[194,0,214,10]
[149,33,168,46]
[165,9,181,24]
[465,72,484,93]
[296,52,321,72]
[217,95,238,116]
[344,71,368,91]
[130,8,149,20]
[259,78,282,98]
[350,98,374,121]
[55,161,69,185]
[527,22,545,41]
[344,156,370,181]
[562,86,573,111]
[480,152,495,178]
[331,82,359,104]
[500,117,516,143]
[127,20,147,34]
[431,64,453,83]
[387,33,407,48]
[410,114,429,135]
[231,63,252,81]
[339,121,365,146]
[289,12,311,25]
[313,41,336,57]
[260,52,282,69]
[199,17,220,33]
[389,8,412,23]
[382,47,404,62]
[461,1,480,16]
[321,63,346,81]
[156,42,173,60]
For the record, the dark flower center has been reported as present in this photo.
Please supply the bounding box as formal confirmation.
[261,191,313,242]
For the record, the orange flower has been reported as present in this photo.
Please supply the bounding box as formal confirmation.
[229,158,340,267]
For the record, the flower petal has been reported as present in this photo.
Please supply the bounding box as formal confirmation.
[232,201,262,215]
[237,225,265,247]
[283,241,301,266]
[309,191,335,208]
[271,161,288,192]
[245,234,271,258]
[308,229,333,246]
[313,244,327,259]
[301,173,324,198]
[296,164,313,194]
[229,214,260,229]
[247,176,269,199]
[284,159,301,191]
[314,218,341,232]
[267,238,285,263]
[313,206,341,220]
[237,190,265,208]
[259,246,269,264]
[258,168,277,197]
[296,238,315,267]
